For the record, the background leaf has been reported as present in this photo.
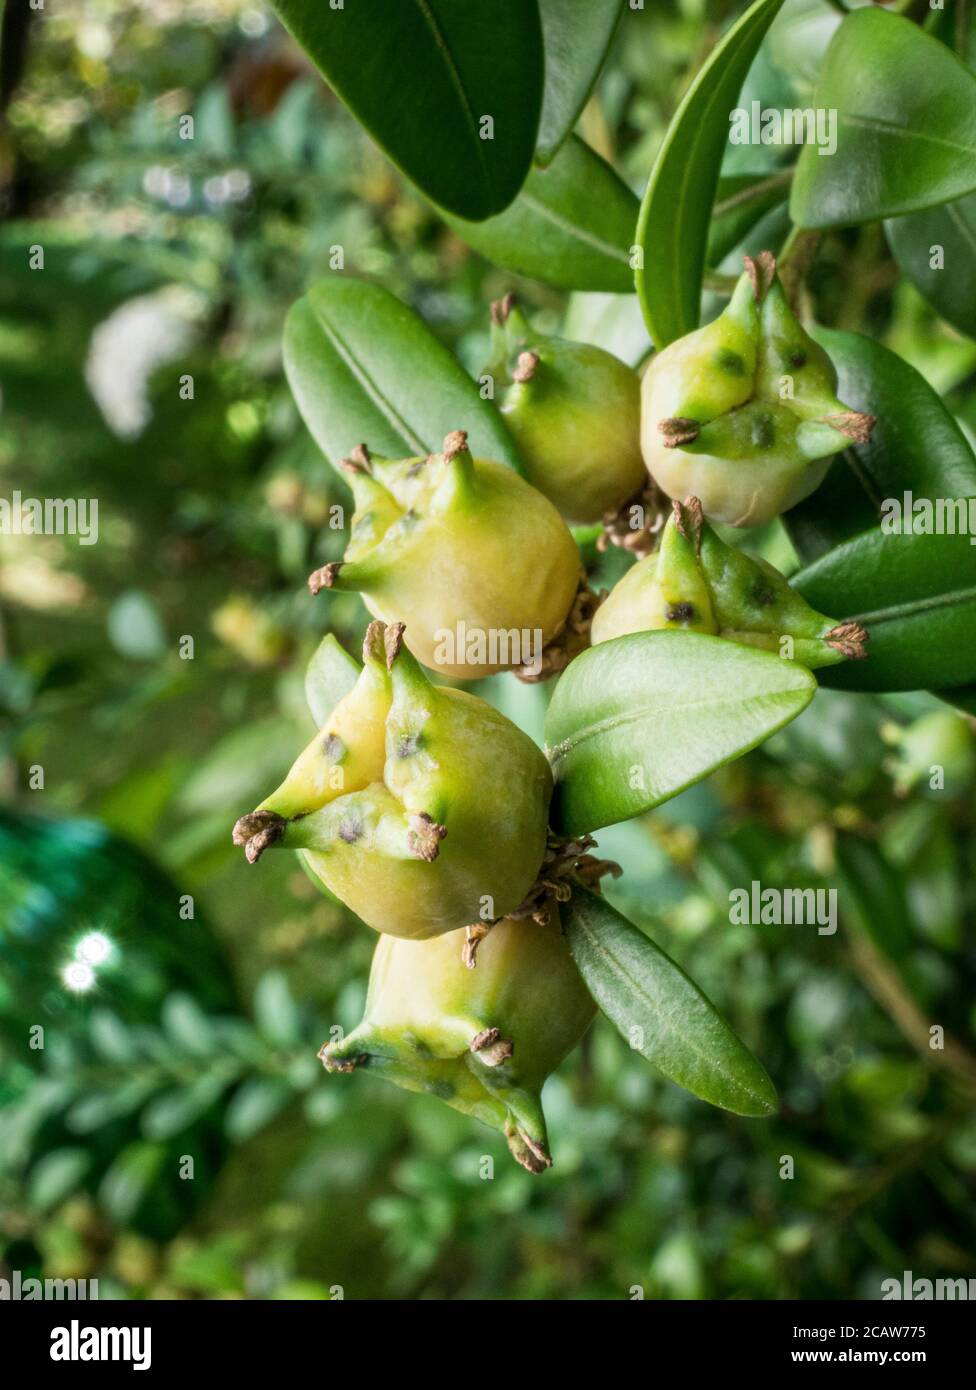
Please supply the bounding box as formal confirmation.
[707,170,792,268]
[784,328,976,693]
[305,635,360,728]
[564,888,778,1117]
[635,0,784,348]
[271,0,544,220]
[793,530,976,694]
[886,193,976,340]
[785,329,976,563]
[225,1077,294,1142]
[535,0,624,166]
[790,10,976,229]
[284,278,522,472]
[442,135,639,293]
[544,631,815,835]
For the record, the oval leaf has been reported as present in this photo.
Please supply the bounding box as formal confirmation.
[271,0,544,220]
[536,0,624,166]
[791,10,976,229]
[305,634,360,727]
[442,135,638,293]
[284,278,522,472]
[635,0,785,348]
[785,327,976,563]
[544,630,815,835]
[782,328,976,693]
[886,193,976,340]
[564,887,778,1117]
[793,530,976,694]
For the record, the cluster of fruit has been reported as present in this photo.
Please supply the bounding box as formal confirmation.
[233,254,872,1171]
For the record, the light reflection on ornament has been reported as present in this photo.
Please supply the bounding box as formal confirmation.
[63,961,96,993]
[76,931,112,966]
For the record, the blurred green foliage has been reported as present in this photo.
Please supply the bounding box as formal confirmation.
[1,0,975,1300]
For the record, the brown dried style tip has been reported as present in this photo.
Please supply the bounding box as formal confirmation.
[232,809,285,863]
[744,249,777,303]
[442,429,468,460]
[384,620,406,670]
[659,416,700,449]
[469,1027,514,1067]
[512,350,539,383]
[406,811,447,862]
[825,411,877,446]
[317,1044,366,1074]
[824,621,870,661]
[308,561,343,595]
[673,495,705,555]
[490,292,517,326]
[340,444,373,476]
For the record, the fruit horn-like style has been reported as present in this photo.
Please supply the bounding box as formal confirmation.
[307,431,580,679]
[318,913,596,1172]
[591,497,869,669]
[641,254,876,527]
[491,295,646,525]
[232,622,554,939]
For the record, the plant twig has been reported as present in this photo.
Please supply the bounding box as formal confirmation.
[847,929,976,1090]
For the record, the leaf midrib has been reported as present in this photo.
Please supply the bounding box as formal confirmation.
[309,304,428,455]
[414,0,495,202]
[520,189,631,265]
[842,112,976,159]
[547,684,805,763]
[572,906,770,1111]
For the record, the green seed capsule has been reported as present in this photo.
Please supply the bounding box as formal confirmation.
[492,297,646,524]
[319,912,596,1172]
[309,431,580,678]
[232,622,553,939]
[591,497,869,669]
[641,253,875,526]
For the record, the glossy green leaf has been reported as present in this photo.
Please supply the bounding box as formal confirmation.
[783,329,976,693]
[791,10,976,229]
[271,0,544,220]
[635,0,785,348]
[707,171,792,268]
[284,278,522,472]
[442,136,638,293]
[564,888,778,1117]
[305,634,360,727]
[536,0,624,166]
[886,194,976,340]
[793,530,976,694]
[544,631,815,835]
[785,328,976,563]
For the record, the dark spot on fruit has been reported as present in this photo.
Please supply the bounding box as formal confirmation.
[750,578,776,607]
[323,733,344,760]
[789,351,807,369]
[751,412,775,449]
[666,602,696,623]
[338,815,363,844]
[714,348,745,376]
[426,1080,455,1100]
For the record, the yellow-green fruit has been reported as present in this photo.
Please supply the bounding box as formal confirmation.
[591,497,868,669]
[232,622,553,939]
[493,299,645,524]
[310,431,580,678]
[319,913,596,1172]
[641,253,875,527]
